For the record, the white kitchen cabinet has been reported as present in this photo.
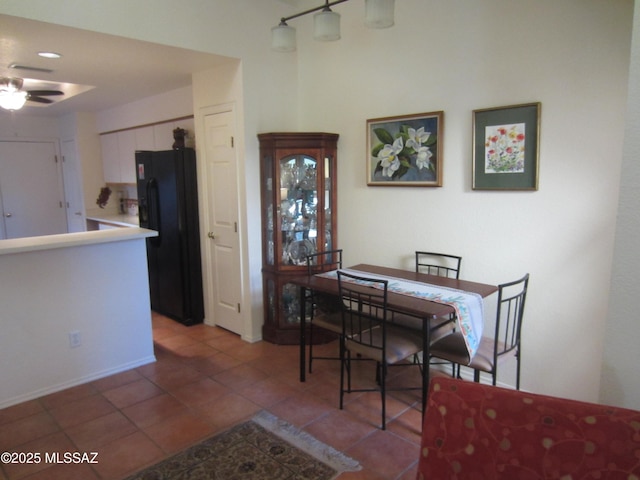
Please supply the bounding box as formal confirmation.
[102,119,196,184]
[135,126,155,151]
[117,129,137,183]
[152,122,175,151]
[101,127,153,183]
[101,131,135,183]
[101,133,121,183]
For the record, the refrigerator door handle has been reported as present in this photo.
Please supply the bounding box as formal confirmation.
[147,178,161,246]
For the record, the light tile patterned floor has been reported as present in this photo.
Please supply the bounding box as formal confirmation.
[0,313,426,480]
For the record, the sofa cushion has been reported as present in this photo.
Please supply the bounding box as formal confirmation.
[417,377,640,479]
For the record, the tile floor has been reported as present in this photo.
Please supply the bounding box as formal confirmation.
[0,312,431,480]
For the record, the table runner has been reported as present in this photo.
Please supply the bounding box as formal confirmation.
[317,268,484,360]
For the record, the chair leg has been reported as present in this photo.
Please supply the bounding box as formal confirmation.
[516,351,521,390]
[380,361,386,430]
[308,325,314,374]
[474,369,480,383]
[347,349,353,392]
[413,352,422,366]
[339,339,345,409]
[424,356,430,412]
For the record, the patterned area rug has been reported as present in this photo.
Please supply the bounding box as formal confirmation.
[124,411,361,480]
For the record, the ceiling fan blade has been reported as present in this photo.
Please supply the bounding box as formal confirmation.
[26,90,64,96]
[26,95,54,104]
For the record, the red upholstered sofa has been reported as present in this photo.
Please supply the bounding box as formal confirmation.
[417,377,640,479]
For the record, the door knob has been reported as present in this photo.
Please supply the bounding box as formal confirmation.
[4,213,12,218]
[207,232,216,239]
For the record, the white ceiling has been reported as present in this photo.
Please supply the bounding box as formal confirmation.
[0,14,232,117]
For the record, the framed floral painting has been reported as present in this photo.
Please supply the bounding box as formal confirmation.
[472,102,541,190]
[367,111,443,186]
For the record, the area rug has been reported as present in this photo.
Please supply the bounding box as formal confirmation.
[124,411,361,480]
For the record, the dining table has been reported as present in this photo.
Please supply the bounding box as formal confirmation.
[291,263,498,413]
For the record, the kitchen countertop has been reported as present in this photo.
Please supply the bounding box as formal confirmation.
[0,228,157,256]
[86,213,140,228]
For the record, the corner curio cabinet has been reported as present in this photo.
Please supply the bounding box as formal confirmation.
[259,132,339,344]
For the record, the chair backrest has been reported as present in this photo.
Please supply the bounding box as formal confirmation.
[493,273,529,360]
[415,251,462,279]
[337,270,388,351]
[306,249,343,276]
[306,249,343,317]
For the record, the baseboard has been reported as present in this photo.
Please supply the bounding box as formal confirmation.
[430,363,515,390]
[0,355,156,410]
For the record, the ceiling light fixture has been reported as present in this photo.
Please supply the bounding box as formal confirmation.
[314,5,341,42]
[37,51,62,59]
[271,0,395,52]
[0,78,28,111]
[365,0,395,28]
[0,91,27,110]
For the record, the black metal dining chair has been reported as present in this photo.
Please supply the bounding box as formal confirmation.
[387,252,463,375]
[428,273,530,388]
[304,249,343,373]
[415,251,462,279]
[337,270,423,430]
[387,252,462,332]
[414,251,462,338]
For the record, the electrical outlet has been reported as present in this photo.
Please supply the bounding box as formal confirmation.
[69,331,81,348]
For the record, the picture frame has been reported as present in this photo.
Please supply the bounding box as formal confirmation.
[472,102,541,190]
[367,111,443,186]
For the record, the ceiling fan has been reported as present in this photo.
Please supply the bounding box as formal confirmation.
[0,77,64,110]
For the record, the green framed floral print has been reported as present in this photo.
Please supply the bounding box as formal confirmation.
[367,111,444,186]
[472,103,541,190]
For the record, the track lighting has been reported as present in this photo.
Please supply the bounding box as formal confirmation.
[271,0,395,52]
[314,6,341,42]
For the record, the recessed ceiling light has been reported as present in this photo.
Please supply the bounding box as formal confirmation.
[37,51,62,59]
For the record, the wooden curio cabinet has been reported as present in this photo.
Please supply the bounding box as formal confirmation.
[259,132,339,344]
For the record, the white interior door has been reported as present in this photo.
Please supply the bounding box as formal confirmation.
[61,139,86,233]
[0,141,67,239]
[203,109,243,335]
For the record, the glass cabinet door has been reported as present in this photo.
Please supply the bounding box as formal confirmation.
[279,155,318,266]
[264,154,275,265]
[324,155,333,252]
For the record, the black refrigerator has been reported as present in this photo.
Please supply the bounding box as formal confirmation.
[136,149,204,326]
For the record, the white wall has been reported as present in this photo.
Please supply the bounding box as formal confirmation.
[0,114,60,138]
[57,112,103,217]
[94,85,194,133]
[74,112,105,214]
[295,0,634,404]
[600,2,640,410]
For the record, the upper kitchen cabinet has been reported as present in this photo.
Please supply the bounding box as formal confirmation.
[100,133,121,183]
[117,130,137,183]
[135,126,155,151]
[100,130,137,184]
[101,118,196,184]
